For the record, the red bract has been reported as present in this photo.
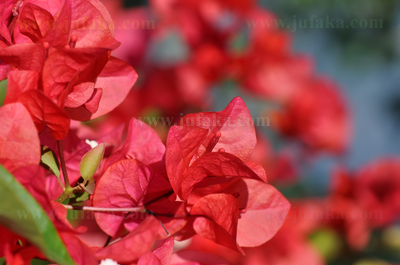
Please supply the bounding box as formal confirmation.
[0,43,47,72]
[181,97,257,161]
[163,98,289,250]
[59,232,98,265]
[137,236,175,265]
[17,89,70,140]
[166,97,268,200]
[179,152,260,200]
[170,249,236,265]
[0,0,138,140]
[101,118,166,177]
[3,70,39,104]
[223,179,290,247]
[191,193,243,254]
[0,103,40,171]
[95,216,167,264]
[93,159,165,237]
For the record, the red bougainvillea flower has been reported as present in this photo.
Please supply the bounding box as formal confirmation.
[90,97,289,258]
[311,161,400,250]
[332,159,400,228]
[91,119,177,239]
[235,8,315,103]
[272,77,351,154]
[166,97,290,250]
[354,158,400,227]
[241,224,325,265]
[0,0,138,140]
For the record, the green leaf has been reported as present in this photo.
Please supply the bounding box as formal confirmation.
[0,79,6,107]
[0,165,76,265]
[40,146,61,178]
[40,146,64,190]
[80,143,105,181]
[40,146,60,177]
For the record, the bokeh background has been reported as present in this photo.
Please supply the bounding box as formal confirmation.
[1,0,400,264]
[98,0,400,264]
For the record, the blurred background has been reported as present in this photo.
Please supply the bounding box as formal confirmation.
[101,0,400,264]
[2,0,398,264]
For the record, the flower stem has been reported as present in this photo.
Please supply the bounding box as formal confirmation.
[62,205,146,212]
[57,140,71,190]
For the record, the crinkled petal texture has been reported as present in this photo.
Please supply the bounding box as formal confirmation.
[0,103,40,171]
[36,0,118,49]
[138,237,174,265]
[70,0,120,49]
[19,3,54,42]
[0,0,17,44]
[181,97,257,161]
[103,118,166,176]
[4,70,39,104]
[180,152,261,200]
[166,125,209,194]
[63,56,138,121]
[93,159,161,237]
[190,194,244,254]
[90,56,138,119]
[59,232,98,265]
[2,0,137,122]
[223,179,290,247]
[17,90,70,140]
[166,97,262,200]
[42,47,109,102]
[0,43,46,72]
[95,216,165,264]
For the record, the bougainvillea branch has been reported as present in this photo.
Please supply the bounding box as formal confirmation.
[62,205,145,213]
[57,139,71,190]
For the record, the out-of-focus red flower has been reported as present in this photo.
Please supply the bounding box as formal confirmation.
[249,132,298,184]
[323,159,400,249]
[353,159,400,227]
[242,225,325,265]
[331,160,400,228]
[272,77,351,154]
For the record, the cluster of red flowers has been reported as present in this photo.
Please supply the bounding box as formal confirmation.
[0,0,398,265]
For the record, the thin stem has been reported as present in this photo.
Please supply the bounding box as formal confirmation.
[144,190,174,207]
[57,140,71,190]
[146,209,170,236]
[63,205,146,213]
